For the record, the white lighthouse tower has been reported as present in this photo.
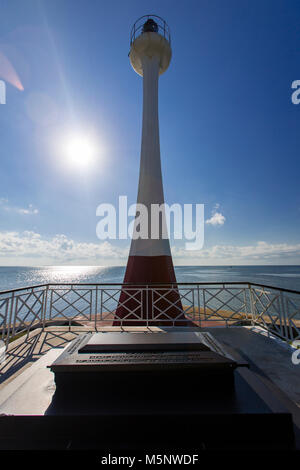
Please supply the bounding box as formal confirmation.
[115,15,186,325]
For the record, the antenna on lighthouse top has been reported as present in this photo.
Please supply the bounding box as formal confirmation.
[129,15,172,77]
[142,18,158,34]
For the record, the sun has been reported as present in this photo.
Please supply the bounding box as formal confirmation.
[62,133,98,170]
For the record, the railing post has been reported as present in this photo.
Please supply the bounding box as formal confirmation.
[42,285,49,332]
[197,286,201,329]
[5,292,14,349]
[25,288,31,340]
[279,291,292,342]
[95,286,98,332]
[243,288,248,322]
[173,284,176,328]
[191,287,195,325]
[0,299,8,343]
[49,288,53,323]
[278,290,285,340]
[68,285,72,332]
[203,289,206,321]
[99,287,103,331]
[146,285,149,328]
[249,284,256,327]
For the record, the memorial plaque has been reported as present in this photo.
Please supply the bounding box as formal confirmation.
[49,331,239,374]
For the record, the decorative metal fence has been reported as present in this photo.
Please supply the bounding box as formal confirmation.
[0,282,299,348]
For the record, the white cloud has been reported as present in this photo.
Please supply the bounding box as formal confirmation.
[206,203,225,226]
[172,240,300,264]
[0,230,128,264]
[206,212,226,226]
[0,199,39,215]
[17,204,39,215]
[0,230,299,266]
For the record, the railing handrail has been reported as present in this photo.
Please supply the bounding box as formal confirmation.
[0,281,299,296]
[0,281,300,295]
[0,284,49,295]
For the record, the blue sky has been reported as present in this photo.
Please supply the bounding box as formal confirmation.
[0,0,300,265]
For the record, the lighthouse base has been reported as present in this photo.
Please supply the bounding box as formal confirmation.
[114,255,188,326]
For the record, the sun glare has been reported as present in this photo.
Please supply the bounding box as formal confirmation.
[62,133,98,170]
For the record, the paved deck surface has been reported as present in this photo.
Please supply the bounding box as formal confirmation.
[203,326,300,406]
[0,325,299,407]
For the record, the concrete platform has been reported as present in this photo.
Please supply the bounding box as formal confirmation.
[0,348,63,415]
[203,326,300,407]
[0,325,299,409]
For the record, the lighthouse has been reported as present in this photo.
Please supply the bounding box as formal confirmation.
[114,16,187,326]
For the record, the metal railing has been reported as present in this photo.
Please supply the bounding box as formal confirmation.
[0,282,299,348]
[130,15,171,46]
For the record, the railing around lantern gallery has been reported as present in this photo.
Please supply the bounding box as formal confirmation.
[130,15,171,46]
[0,282,299,348]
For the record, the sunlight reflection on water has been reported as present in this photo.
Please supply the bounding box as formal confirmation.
[5,265,125,291]
[18,266,105,285]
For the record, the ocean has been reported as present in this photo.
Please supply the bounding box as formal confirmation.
[0,265,300,292]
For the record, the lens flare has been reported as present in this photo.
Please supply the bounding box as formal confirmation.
[0,51,24,91]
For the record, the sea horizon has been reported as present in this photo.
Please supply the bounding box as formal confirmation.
[0,265,300,292]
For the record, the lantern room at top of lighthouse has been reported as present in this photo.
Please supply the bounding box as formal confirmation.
[129,15,172,76]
